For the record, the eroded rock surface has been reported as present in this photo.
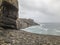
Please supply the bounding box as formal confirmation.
[17,18,39,29]
[0,0,38,30]
[0,0,18,29]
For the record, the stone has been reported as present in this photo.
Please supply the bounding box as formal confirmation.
[0,0,18,29]
[16,18,39,29]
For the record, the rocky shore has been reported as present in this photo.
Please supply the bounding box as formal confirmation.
[16,18,39,29]
[0,18,39,30]
[0,0,60,45]
[0,29,60,45]
[0,0,39,30]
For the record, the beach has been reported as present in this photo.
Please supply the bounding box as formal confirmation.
[0,29,60,45]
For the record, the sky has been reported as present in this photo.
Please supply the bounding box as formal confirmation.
[18,0,60,23]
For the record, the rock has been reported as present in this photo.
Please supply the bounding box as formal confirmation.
[0,27,4,30]
[0,0,18,29]
[0,29,60,45]
[0,0,39,30]
[21,23,28,29]
[16,18,39,29]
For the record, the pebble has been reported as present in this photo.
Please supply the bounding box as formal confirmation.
[0,30,60,45]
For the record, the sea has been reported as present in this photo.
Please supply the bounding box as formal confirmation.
[21,23,60,36]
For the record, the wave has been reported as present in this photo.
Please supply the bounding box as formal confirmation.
[21,23,60,36]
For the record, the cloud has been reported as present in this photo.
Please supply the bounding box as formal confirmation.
[18,0,60,23]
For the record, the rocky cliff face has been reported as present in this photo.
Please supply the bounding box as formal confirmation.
[0,0,18,29]
[0,0,39,30]
[17,18,39,29]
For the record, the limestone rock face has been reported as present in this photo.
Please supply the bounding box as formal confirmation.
[0,0,18,29]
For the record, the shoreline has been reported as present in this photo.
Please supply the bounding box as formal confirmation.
[0,29,60,45]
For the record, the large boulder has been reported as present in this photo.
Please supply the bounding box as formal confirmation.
[0,0,18,29]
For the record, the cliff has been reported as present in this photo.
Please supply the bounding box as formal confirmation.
[17,18,39,29]
[0,0,18,29]
[0,0,39,30]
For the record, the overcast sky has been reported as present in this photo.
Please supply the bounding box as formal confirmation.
[18,0,60,23]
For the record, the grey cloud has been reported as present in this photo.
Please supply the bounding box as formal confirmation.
[18,0,60,23]
[20,0,56,16]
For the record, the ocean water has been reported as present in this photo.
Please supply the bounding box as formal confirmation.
[21,23,60,36]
